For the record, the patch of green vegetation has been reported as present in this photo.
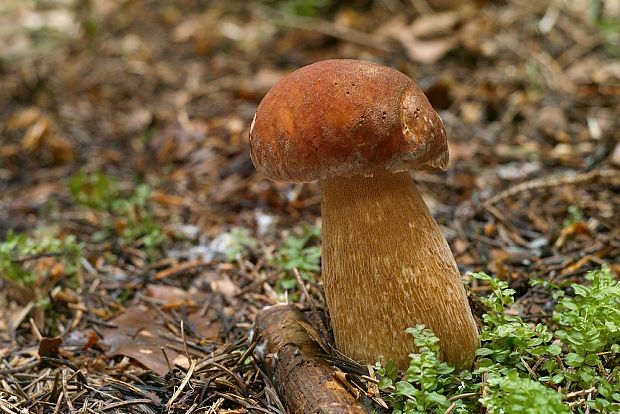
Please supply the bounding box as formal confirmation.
[552,269,620,391]
[107,183,167,258]
[262,0,332,16]
[596,19,620,58]
[271,224,321,290]
[68,172,167,259]
[117,287,135,305]
[375,266,620,413]
[0,229,82,288]
[473,272,562,377]
[563,205,584,226]
[68,171,118,210]
[482,371,569,414]
[218,227,259,261]
[375,326,469,413]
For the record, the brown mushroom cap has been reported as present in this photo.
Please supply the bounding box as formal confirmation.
[249,59,448,182]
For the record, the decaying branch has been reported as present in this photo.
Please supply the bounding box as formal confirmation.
[253,304,368,414]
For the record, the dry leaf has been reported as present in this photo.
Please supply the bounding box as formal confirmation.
[148,191,186,207]
[120,108,152,134]
[377,16,458,64]
[236,68,287,100]
[567,56,620,84]
[612,142,620,167]
[333,370,360,399]
[426,0,487,9]
[296,320,330,354]
[145,283,223,339]
[459,15,498,57]
[9,182,60,211]
[187,313,222,339]
[101,305,184,375]
[409,11,460,38]
[555,222,592,249]
[7,107,41,130]
[38,336,63,357]
[21,117,50,152]
[16,113,76,164]
[145,284,190,302]
[212,276,238,299]
[46,134,76,164]
[534,106,569,142]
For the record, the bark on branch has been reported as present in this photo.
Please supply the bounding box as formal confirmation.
[254,304,368,414]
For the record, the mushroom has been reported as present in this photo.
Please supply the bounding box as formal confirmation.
[249,59,479,370]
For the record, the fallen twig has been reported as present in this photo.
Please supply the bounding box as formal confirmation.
[254,304,368,414]
[254,4,394,53]
[483,169,620,207]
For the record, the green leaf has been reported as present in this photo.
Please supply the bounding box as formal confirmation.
[584,353,600,366]
[571,284,589,296]
[545,345,562,356]
[476,347,494,356]
[395,381,417,398]
[550,374,564,384]
[565,353,584,367]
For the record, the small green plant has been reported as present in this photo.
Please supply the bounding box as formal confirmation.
[375,326,469,414]
[216,227,258,261]
[271,224,321,290]
[68,171,117,210]
[0,230,82,287]
[107,183,167,258]
[473,272,562,377]
[0,232,32,285]
[481,372,569,414]
[596,18,620,58]
[475,267,620,412]
[552,267,620,391]
[375,266,620,413]
[263,0,332,16]
[68,172,167,259]
[563,205,584,226]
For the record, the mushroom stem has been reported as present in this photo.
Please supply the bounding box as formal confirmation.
[320,171,479,370]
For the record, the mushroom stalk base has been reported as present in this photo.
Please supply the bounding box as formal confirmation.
[320,171,479,370]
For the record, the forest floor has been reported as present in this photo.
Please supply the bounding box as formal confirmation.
[0,0,619,413]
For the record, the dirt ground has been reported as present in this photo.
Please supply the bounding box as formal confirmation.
[0,0,619,412]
